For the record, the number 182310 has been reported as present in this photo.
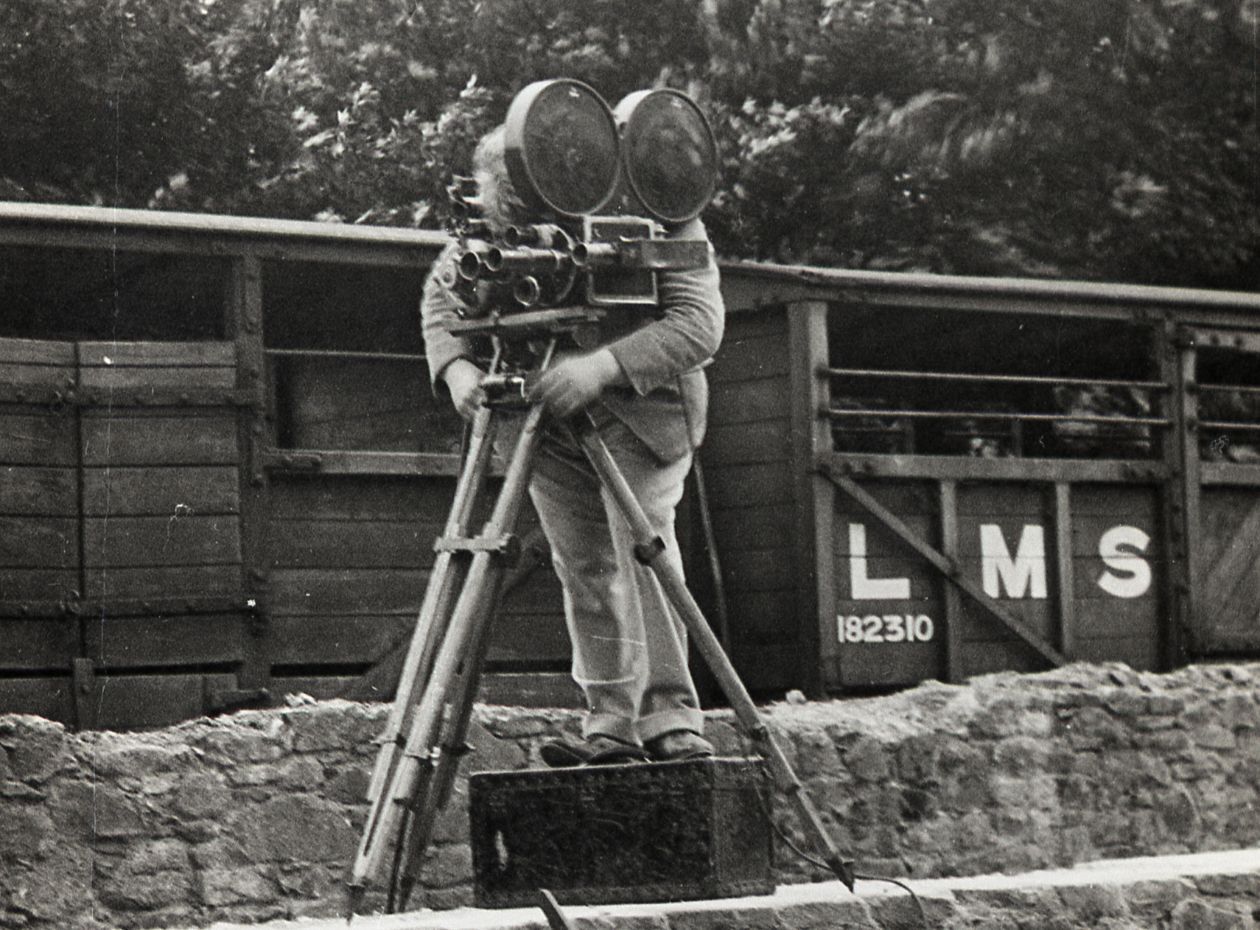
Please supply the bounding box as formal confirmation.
[839,613,935,644]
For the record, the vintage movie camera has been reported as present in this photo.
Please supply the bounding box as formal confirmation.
[440,79,718,316]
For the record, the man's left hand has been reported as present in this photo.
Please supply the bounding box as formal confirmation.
[529,349,625,419]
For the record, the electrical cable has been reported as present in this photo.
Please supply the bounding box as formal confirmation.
[753,773,932,930]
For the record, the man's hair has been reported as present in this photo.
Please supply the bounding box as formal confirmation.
[472,125,529,234]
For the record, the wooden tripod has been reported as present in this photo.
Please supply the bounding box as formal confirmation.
[347,314,854,916]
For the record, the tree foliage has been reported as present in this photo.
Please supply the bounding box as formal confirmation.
[1,0,1256,286]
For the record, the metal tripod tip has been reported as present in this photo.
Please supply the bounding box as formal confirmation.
[344,883,366,923]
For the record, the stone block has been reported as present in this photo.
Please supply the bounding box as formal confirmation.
[839,736,891,783]
[0,805,54,859]
[1055,883,1130,923]
[4,719,73,784]
[91,743,192,779]
[1170,898,1250,930]
[196,866,278,907]
[288,702,377,753]
[98,871,192,911]
[234,794,358,864]
[196,724,289,765]
[172,771,232,819]
[92,785,149,839]
[777,899,880,930]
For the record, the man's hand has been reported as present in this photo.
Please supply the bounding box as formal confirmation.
[443,358,487,420]
[529,349,625,419]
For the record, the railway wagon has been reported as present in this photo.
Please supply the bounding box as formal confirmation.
[1,203,1257,729]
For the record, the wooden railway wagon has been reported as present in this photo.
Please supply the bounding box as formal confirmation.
[710,266,1260,694]
[1,203,1258,728]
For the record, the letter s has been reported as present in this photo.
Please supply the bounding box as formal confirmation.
[1097,525,1152,599]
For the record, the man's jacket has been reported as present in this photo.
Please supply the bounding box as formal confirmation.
[420,218,725,463]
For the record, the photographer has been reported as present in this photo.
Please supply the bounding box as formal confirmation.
[421,124,725,765]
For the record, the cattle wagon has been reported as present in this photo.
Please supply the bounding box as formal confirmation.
[1,203,1257,729]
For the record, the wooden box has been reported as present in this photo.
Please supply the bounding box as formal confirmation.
[469,758,774,907]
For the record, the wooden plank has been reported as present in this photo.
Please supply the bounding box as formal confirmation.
[833,639,941,689]
[1069,485,1159,517]
[83,466,240,516]
[1073,599,1161,639]
[278,357,433,453]
[81,410,238,465]
[0,517,77,567]
[832,516,937,554]
[269,675,360,702]
[939,480,963,683]
[708,377,792,425]
[956,599,1057,643]
[0,338,76,366]
[268,615,413,666]
[486,611,571,665]
[78,341,236,367]
[78,367,236,391]
[267,517,436,569]
[91,673,232,730]
[708,333,790,385]
[83,565,242,602]
[725,588,800,643]
[726,642,801,693]
[708,503,797,553]
[478,672,582,708]
[720,548,796,593]
[0,466,76,515]
[1070,636,1159,670]
[832,480,937,516]
[0,362,75,388]
[269,568,425,616]
[705,462,794,507]
[268,474,458,522]
[83,614,247,669]
[0,678,74,724]
[83,515,242,567]
[703,418,792,466]
[0,619,76,670]
[0,569,78,605]
[955,482,1049,518]
[0,409,76,465]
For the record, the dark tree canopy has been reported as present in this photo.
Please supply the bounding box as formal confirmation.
[1,0,1256,287]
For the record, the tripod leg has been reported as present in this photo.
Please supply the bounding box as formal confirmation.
[364,404,497,812]
[570,414,855,890]
[351,398,550,901]
[351,405,497,909]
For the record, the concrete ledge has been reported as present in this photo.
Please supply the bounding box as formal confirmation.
[198,849,1260,929]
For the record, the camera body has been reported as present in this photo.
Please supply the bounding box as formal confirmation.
[442,80,718,317]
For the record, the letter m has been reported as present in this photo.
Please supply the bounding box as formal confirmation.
[980,524,1047,599]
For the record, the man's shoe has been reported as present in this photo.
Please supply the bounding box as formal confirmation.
[540,734,650,768]
[645,730,715,762]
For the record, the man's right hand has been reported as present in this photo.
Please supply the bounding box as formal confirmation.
[443,358,487,420]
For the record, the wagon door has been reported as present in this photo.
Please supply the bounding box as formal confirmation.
[74,341,263,728]
[0,339,80,722]
[1185,326,1260,653]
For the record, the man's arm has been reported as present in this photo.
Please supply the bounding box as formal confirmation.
[528,218,724,417]
[420,245,486,419]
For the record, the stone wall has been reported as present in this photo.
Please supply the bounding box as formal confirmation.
[2,661,1259,929]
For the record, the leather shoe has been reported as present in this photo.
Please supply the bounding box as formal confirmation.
[540,734,650,768]
[645,730,714,762]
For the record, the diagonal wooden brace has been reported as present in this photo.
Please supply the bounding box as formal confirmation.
[819,464,1065,668]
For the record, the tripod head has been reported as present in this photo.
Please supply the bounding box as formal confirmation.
[439,79,718,324]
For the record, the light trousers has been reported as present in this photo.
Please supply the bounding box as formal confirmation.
[527,417,703,744]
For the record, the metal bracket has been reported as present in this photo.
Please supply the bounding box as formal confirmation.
[433,534,520,562]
